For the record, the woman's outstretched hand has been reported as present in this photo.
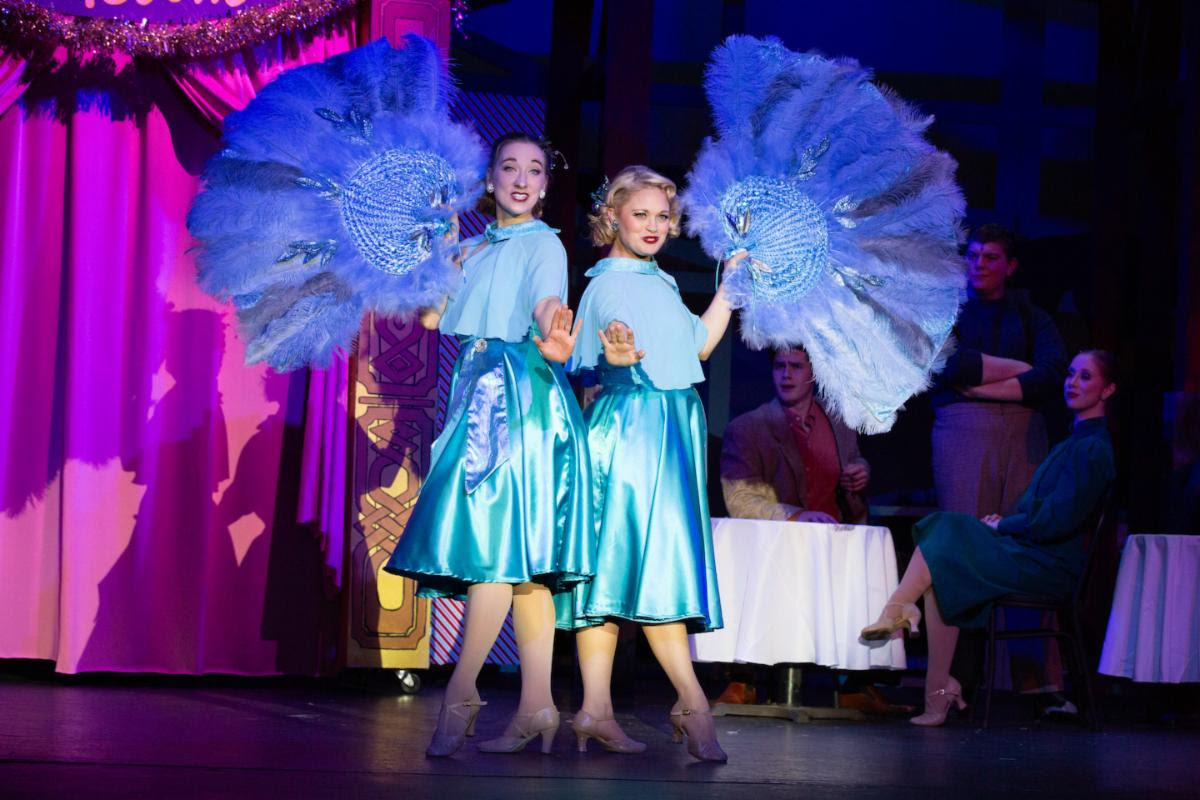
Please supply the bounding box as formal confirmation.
[981,514,1002,530]
[533,305,581,364]
[598,320,645,367]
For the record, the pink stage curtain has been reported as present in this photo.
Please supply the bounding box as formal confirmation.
[162,23,358,591]
[0,17,358,674]
[0,52,31,115]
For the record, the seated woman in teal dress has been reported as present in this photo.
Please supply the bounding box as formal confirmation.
[861,350,1118,726]
[556,166,743,762]
[384,133,593,756]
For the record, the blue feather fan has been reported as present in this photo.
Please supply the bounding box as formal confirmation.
[187,36,485,371]
[682,36,967,433]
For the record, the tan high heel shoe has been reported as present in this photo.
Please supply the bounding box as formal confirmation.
[571,710,647,754]
[477,706,560,754]
[426,696,487,757]
[860,602,922,641]
[910,676,967,727]
[668,708,727,763]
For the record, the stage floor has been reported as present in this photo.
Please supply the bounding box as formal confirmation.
[1,672,1197,799]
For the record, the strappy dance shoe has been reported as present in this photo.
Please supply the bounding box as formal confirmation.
[571,711,647,754]
[477,706,560,754]
[668,708,727,763]
[910,676,967,727]
[860,602,922,641]
[426,695,487,757]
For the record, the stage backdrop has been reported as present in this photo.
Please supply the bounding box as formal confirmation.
[0,4,361,674]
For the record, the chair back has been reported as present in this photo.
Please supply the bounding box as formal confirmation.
[1074,488,1113,606]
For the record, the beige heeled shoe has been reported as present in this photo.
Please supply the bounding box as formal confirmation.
[426,696,487,757]
[477,706,560,754]
[910,676,967,727]
[668,708,727,763]
[571,710,647,754]
[860,602,922,641]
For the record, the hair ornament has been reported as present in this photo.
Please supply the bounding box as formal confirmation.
[590,175,611,212]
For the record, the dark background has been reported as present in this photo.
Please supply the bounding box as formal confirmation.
[450,0,1200,531]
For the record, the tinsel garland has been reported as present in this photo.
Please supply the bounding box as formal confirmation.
[0,0,360,60]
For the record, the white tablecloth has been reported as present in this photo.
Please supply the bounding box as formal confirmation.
[1099,534,1200,683]
[689,517,906,670]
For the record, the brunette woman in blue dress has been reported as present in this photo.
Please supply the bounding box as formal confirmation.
[386,134,593,756]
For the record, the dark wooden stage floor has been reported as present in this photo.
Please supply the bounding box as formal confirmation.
[2,669,1197,799]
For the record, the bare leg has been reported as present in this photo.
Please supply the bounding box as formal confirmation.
[644,621,726,761]
[444,582,513,706]
[921,588,960,692]
[511,582,556,717]
[569,621,645,752]
[576,622,619,719]
[909,586,966,726]
[642,622,708,711]
[889,546,933,606]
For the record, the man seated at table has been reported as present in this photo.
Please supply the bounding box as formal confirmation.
[721,346,869,525]
[717,347,905,713]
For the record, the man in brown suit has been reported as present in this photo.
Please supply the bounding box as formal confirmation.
[722,347,869,524]
[715,347,906,713]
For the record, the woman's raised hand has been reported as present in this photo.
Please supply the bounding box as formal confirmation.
[533,304,581,364]
[722,249,751,281]
[598,320,645,367]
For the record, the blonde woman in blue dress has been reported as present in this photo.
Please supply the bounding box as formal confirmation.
[386,133,593,757]
[559,165,742,762]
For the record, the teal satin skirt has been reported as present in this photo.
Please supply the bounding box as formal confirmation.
[384,336,594,606]
[556,380,723,633]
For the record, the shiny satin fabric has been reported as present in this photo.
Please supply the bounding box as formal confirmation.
[556,370,723,633]
[385,336,594,609]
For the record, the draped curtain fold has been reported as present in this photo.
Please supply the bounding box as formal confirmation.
[0,17,359,674]
[0,52,32,115]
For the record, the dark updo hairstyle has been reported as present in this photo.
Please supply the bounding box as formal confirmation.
[1079,349,1119,389]
[478,132,558,219]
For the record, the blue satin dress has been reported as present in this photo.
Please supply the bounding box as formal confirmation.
[556,257,723,633]
[384,220,594,610]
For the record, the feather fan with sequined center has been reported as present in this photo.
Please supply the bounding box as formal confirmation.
[682,36,967,433]
[187,36,485,371]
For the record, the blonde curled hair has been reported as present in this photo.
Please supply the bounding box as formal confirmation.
[587,165,683,247]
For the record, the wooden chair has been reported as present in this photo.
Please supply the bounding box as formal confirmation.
[973,492,1111,730]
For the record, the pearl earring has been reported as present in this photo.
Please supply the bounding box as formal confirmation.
[486,183,494,193]
[538,190,546,199]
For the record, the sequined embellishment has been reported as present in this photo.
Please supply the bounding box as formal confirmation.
[339,149,460,276]
[719,176,829,301]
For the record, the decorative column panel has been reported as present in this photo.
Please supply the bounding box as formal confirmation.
[344,0,450,670]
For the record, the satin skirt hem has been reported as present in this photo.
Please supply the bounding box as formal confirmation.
[554,385,723,634]
[573,608,722,634]
[383,565,590,602]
